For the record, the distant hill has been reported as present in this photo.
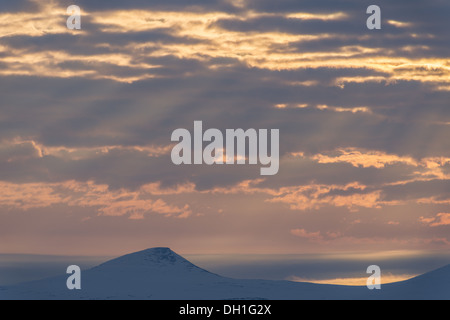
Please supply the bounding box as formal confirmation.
[1,247,449,300]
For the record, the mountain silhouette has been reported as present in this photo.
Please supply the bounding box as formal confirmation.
[94,247,218,277]
[1,247,449,300]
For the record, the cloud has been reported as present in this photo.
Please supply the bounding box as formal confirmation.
[1,0,449,91]
[0,181,64,210]
[267,182,388,211]
[0,180,192,219]
[1,0,450,254]
[290,229,324,243]
[420,213,450,227]
[0,138,43,162]
[98,198,192,220]
[311,148,418,169]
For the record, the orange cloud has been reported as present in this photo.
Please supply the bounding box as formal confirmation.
[0,138,171,161]
[101,198,191,220]
[1,4,448,90]
[290,228,324,243]
[420,213,450,227]
[0,180,191,219]
[0,182,64,210]
[311,148,418,169]
[273,104,372,114]
[266,182,388,211]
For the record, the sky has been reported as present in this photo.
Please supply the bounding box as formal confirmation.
[0,0,450,276]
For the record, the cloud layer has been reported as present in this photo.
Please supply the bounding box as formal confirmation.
[0,0,449,255]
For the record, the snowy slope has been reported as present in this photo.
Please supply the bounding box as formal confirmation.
[375,264,450,300]
[0,247,449,300]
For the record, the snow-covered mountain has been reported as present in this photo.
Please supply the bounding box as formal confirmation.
[0,247,449,300]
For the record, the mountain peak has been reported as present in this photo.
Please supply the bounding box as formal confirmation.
[99,247,180,266]
[94,247,207,273]
[139,247,176,256]
[135,247,182,264]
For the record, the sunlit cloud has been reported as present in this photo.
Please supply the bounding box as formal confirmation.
[0,180,191,219]
[274,104,372,113]
[99,198,191,220]
[288,274,417,286]
[1,3,447,90]
[0,48,161,82]
[420,213,450,227]
[0,3,73,38]
[0,181,64,210]
[1,0,449,256]
[0,138,172,160]
[290,229,324,243]
[0,138,44,162]
[387,20,413,28]
[267,182,388,211]
[316,104,372,114]
[286,12,349,21]
[310,148,418,169]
